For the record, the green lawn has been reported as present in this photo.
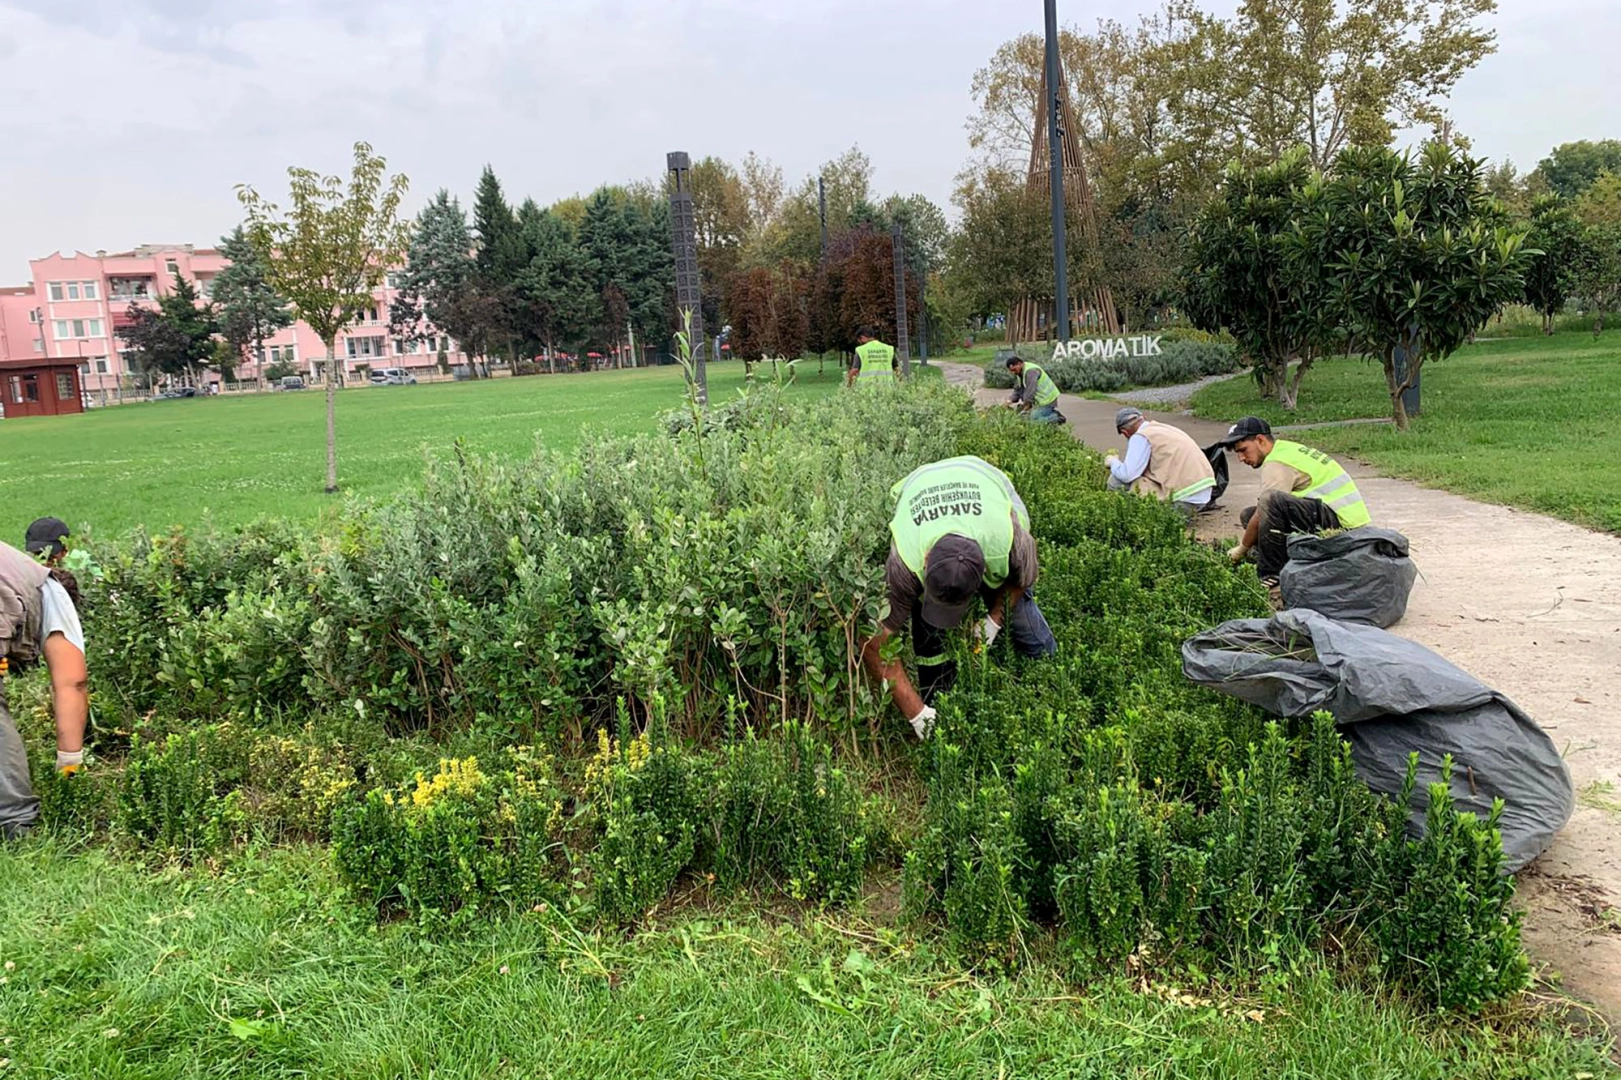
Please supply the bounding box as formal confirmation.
[1189,333,1621,532]
[0,362,859,542]
[0,843,1609,1080]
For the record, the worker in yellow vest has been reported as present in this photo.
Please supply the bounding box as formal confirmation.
[1219,416,1372,585]
[860,456,1057,738]
[1104,407,1216,517]
[846,327,897,389]
[1004,355,1064,423]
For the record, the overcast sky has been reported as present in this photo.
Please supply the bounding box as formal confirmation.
[1,0,1615,277]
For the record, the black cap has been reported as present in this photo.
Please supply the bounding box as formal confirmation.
[1004,354,1023,368]
[1217,416,1272,448]
[920,535,985,629]
[25,517,69,559]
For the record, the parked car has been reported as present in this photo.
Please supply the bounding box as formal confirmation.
[153,386,199,400]
[279,376,306,391]
[369,367,418,386]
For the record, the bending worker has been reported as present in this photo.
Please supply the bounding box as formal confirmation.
[1220,416,1371,584]
[1,537,89,839]
[847,327,897,389]
[861,455,1057,738]
[1104,407,1216,515]
[1004,354,1064,424]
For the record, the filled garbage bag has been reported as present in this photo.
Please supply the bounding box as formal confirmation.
[1202,442,1231,505]
[1279,526,1418,627]
[1181,610,1573,872]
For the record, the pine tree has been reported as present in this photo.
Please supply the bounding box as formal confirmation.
[214,225,293,388]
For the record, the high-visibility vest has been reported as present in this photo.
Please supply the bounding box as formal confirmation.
[889,456,1029,588]
[1023,362,1060,406]
[1265,440,1371,528]
[853,340,896,388]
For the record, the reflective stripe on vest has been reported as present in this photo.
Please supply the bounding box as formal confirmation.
[889,456,1027,587]
[1264,440,1372,528]
[1023,362,1060,406]
[1171,476,1216,502]
[854,341,895,387]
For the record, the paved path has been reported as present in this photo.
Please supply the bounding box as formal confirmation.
[942,361,1621,1022]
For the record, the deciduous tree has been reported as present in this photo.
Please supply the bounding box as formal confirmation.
[1534,140,1621,200]
[1520,195,1590,333]
[117,275,219,387]
[239,141,410,493]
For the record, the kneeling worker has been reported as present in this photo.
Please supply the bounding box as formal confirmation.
[1,538,89,839]
[1104,407,1216,515]
[861,455,1057,737]
[1005,355,1064,424]
[1220,416,1371,584]
[847,327,897,389]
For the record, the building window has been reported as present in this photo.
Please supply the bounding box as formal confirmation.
[7,376,19,403]
[67,282,82,300]
[48,282,64,301]
[268,345,297,365]
[53,320,68,338]
[109,278,153,300]
[94,358,109,374]
[197,277,214,299]
[55,318,103,339]
[28,309,39,324]
[56,372,74,399]
[82,280,98,300]
[440,335,451,353]
[22,375,39,403]
[345,335,385,359]
[165,259,180,276]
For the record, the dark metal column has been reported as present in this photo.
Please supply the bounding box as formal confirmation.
[666,151,706,403]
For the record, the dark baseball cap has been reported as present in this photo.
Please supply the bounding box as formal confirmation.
[1217,416,1272,448]
[920,534,985,629]
[25,517,70,558]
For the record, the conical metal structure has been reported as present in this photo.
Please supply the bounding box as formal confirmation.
[1010,62,1120,343]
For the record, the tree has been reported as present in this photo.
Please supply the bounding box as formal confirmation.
[117,274,220,386]
[391,190,483,370]
[1574,174,1621,325]
[239,141,410,493]
[727,263,810,362]
[1534,140,1621,200]
[515,207,594,366]
[1181,150,1334,409]
[1520,195,1590,333]
[469,167,529,371]
[810,226,920,355]
[1156,0,1498,172]
[577,188,673,362]
[1311,142,1531,429]
[213,225,293,389]
[767,147,874,266]
[948,166,1053,325]
[686,157,751,331]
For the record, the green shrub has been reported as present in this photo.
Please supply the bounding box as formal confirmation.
[116,725,254,855]
[585,730,706,924]
[710,722,874,902]
[1370,755,1530,1012]
[331,749,569,924]
[982,340,1240,392]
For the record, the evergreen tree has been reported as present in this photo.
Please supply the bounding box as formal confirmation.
[213,225,292,388]
[515,207,594,364]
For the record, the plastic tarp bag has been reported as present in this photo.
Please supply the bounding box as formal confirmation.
[1279,526,1418,627]
[1181,610,1573,872]
[1201,442,1231,505]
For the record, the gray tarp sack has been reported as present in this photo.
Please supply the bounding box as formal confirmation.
[1279,526,1418,627]
[1181,610,1573,872]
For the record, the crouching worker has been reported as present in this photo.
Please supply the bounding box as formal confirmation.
[1104,407,1216,517]
[1219,416,1371,586]
[1,538,89,839]
[860,456,1057,738]
[1005,355,1065,424]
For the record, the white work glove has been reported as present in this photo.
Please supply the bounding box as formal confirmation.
[1228,543,1251,566]
[1104,451,1120,466]
[908,705,937,740]
[56,749,84,775]
[979,615,1002,649]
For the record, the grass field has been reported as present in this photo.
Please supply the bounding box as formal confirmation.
[0,360,864,543]
[1189,333,1621,533]
[1,843,1611,1079]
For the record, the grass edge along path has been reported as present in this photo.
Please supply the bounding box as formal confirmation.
[0,842,1614,1079]
[1188,333,1621,533]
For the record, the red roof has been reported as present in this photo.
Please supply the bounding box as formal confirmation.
[0,357,83,370]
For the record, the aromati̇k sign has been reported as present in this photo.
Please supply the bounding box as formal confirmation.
[1050,335,1162,362]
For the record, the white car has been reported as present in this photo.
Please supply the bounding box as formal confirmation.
[369,367,418,386]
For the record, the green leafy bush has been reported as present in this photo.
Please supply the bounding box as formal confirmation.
[116,725,254,854]
[585,730,706,924]
[332,748,569,924]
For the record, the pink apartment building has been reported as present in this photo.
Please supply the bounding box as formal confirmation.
[0,244,467,403]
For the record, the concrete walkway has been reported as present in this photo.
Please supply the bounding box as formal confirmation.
[942,361,1621,1023]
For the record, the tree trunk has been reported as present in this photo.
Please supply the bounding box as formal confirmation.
[324,340,339,494]
[1279,355,1313,411]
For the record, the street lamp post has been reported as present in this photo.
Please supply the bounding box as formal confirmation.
[1044,0,1071,343]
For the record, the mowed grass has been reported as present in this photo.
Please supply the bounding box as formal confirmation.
[0,842,1611,1080]
[0,361,858,542]
[1190,333,1621,532]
